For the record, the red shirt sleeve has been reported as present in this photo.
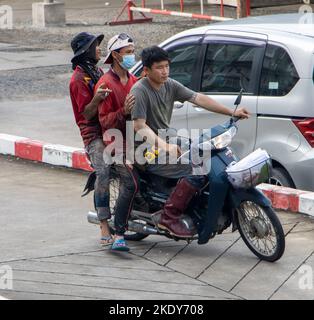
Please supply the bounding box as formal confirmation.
[95,80,127,134]
[70,79,93,114]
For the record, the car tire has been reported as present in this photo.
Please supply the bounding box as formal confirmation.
[269,167,295,188]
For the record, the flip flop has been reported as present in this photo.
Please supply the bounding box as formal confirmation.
[100,236,113,246]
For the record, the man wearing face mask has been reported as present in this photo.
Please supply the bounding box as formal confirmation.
[95,33,138,251]
[69,32,112,246]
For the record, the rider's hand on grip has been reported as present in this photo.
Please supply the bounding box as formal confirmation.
[234,107,250,120]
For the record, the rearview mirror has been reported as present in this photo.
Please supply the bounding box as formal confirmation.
[234,88,244,106]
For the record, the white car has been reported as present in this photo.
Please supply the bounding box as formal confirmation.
[132,13,314,191]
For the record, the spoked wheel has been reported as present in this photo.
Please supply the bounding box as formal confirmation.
[236,201,285,262]
[108,177,149,241]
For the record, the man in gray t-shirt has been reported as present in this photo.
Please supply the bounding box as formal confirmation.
[131,46,249,238]
[131,76,196,134]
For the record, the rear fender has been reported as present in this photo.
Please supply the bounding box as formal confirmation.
[82,171,96,197]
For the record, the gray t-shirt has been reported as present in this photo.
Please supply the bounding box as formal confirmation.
[131,77,196,134]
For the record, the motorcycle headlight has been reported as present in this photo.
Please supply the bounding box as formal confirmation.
[199,126,237,150]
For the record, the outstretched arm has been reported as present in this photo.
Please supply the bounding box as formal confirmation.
[192,93,250,119]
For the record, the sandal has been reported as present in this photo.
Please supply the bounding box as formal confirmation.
[100,236,113,246]
[111,238,130,252]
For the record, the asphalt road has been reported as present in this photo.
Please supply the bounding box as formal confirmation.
[0,98,83,147]
[0,156,313,300]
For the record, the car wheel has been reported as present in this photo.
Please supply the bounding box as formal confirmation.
[268,167,295,188]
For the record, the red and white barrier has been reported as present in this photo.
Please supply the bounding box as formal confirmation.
[0,133,92,172]
[0,133,313,217]
[109,0,234,26]
[130,6,233,22]
[257,184,314,217]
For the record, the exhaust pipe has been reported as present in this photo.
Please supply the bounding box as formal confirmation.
[87,211,100,225]
[87,211,158,235]
[128,221,158,235]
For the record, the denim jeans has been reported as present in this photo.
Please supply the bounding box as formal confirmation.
[113,165,139,236]
[85,138,111,221]
[146,163,206,189]
[144,135,206,189]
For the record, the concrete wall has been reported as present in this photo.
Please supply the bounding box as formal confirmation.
[32,1,66,27]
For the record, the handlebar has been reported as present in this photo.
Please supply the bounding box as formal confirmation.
[232,116,241,122]
[229,115,241,126]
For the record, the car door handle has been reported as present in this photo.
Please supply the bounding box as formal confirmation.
[174,102,184,109]
[192,104,203,112]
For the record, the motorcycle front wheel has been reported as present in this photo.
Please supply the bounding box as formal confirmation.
[108,177,149,242]
[236,201,285,262]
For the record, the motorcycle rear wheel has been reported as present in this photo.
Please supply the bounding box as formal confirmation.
[109,177,149,241]
[236,201,285,262]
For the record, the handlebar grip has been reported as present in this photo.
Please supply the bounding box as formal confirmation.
[232,116,241,123]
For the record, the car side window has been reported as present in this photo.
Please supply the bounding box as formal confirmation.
[201,43,260,94]
[259,44,299,96]
[133,66,143,78]
[167,44,199,89]
[133,36,202,86]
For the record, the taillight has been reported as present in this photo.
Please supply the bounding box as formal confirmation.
[293,118,314,147]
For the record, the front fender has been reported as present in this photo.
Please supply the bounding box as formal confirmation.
[228,187,272,209]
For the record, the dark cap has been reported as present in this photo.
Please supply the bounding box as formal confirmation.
[71,32,104,63]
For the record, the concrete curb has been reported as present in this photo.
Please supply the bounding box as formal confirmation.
[0,133,92,172]
[256,183,314,217]
[1,133,313,217]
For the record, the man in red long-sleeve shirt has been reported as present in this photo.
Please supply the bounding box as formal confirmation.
[95,33,138,251]
[69,32,113,246]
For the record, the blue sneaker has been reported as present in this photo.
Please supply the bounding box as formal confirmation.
[111,238,130,252]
